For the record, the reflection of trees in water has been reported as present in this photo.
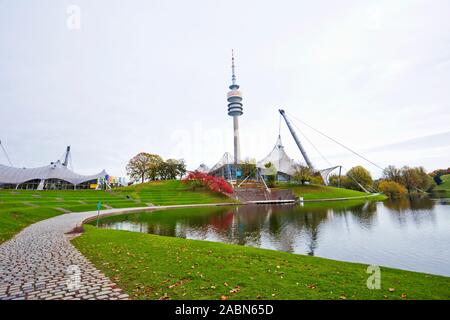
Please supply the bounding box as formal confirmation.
[383,197,436,228]
[343,201,378,229]
[107,201,394,253]
[384,197,434,212]
[326,201,377,229]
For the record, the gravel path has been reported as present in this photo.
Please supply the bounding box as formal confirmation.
[0,208,149,300]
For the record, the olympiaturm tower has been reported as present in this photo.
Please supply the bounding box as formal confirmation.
[227,50,243,165]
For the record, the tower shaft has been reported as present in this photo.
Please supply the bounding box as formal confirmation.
[233,116,240,164]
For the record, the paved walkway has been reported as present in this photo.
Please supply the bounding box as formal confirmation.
[0,208,150,300]
[0,203,238,300]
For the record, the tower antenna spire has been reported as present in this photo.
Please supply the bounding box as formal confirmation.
[231,49,236,85]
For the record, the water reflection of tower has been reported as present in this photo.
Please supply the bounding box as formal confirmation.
[304,212,320,256]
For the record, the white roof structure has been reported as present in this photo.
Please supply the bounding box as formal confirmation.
[195,163,210,173]
[205,138,299,177]
[0,161,107,186]
[256,136,299,176]
[209,152,234,173]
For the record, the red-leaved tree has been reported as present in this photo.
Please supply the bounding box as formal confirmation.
[182,171,233,194]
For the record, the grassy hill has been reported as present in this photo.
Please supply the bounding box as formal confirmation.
[277,183,384,200]
[435,174,450,191]
[0,180,232,244]
[114,180,233,205]
[432,174,450,198]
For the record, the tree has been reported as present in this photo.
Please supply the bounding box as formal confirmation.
[160,159,187,180]
[126,152,154,183]
[264,162,277,188]
[382,165,402,184]
[328,173,348,187]
[400,166,434,192]
[293,165,313,185]
[126,153,185,183]
[240,158,257,178]
[176,159,187,179]
[328,174,339,187]
[145,154,164,181]
[378,180,408,198]
[344,166,373,191]
[159,159,176,180]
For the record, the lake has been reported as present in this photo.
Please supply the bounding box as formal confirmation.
[97,197,450,277]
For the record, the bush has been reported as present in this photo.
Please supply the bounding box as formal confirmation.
[182,171,233,194]
[378,180,408,198]
[328,174,348,187]
[266,175,276,188]
[293,165,313,185]
[309,175,324,185]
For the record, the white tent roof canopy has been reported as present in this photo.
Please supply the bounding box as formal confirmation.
[256,135,300,176]
[195,163,210,173]
[0,161,107,185]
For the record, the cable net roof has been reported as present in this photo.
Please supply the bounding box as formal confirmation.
[209,152,234,173]
[0,161,107,185]
[318,166,341,185]
[256,136,299,176]
[195,163,210,173]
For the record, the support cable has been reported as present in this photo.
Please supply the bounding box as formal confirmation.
[342,165,380,194]
[278,114,282,136]
[69,152,74,171]
[289,119,333,168]
[286,111,384,171]
[345,171,371,194]
[0,139,13,166]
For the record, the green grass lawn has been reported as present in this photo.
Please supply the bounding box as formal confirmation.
[431,174,450,198]
[0,180,233,244]
[278,184,386,200]
[435,174,450,191]
[114,180,233,205]
[73,225,450,300]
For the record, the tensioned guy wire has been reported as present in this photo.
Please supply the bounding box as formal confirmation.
[0,139,13,166]
[286,111,385,171]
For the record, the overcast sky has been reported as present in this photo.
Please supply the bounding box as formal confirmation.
[1,0,449,179]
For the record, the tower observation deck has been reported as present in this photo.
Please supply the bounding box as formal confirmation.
[227,50,243,164]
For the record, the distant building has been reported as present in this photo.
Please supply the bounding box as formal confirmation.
[0,146,108,190]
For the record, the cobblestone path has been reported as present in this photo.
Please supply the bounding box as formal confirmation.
[0,208,148,300]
